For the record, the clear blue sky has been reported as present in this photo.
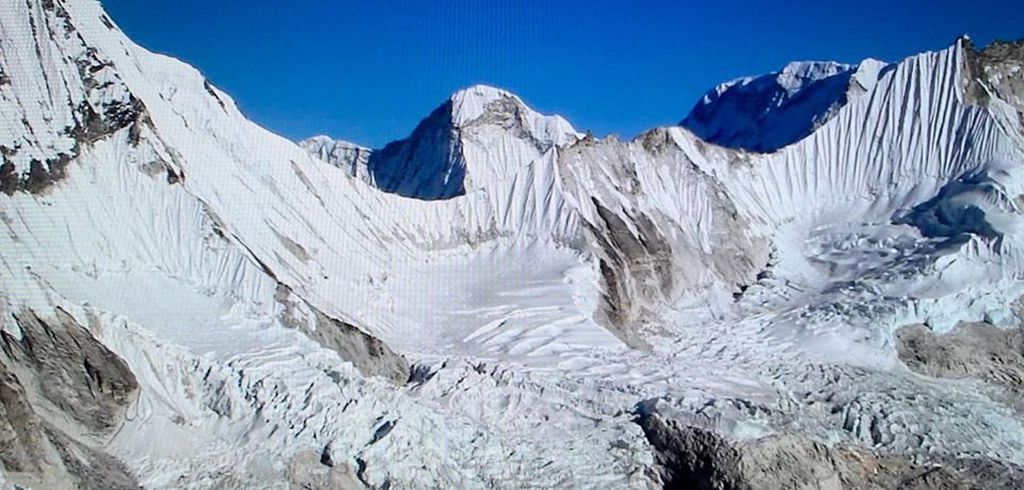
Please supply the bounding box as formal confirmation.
[102,0,1022,148]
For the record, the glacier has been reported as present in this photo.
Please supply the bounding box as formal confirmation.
[2,0,1024,488]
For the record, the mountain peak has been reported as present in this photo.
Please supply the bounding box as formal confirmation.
[11,2,1024,486]
[448,84,526,126]
[445,84,580,142]
[681,57,888,152]
[451,83,514,102]
[776,60,855,94]
[358,84,580,200]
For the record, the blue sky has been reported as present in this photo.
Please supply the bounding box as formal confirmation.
[103,0,1022,148]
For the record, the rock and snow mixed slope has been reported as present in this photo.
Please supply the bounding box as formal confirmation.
[298,135,372,181]
[3,0,1024,488]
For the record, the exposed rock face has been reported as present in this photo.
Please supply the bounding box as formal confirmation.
[305,310,410,385]
[897,322,1024,412]
[586,199,675,346]
[964,38,1024,129]
[5,1,1024,487]
[558,129,768,343]
[287,450,365,489]
[636,406,1024,489]
[5,309,138,433]
[0,308,139,489]
[0,0,152,196]
[276,285,410,384]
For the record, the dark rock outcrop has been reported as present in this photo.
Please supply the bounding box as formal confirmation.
[276,285,410,384]
[0,307,140,489]
[963,38,1024,131]
[636,404,1024,489]
[0,0,152,196]
[897,322,1024,413]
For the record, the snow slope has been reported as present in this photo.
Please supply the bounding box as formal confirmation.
[680,58,889,153]
[0,2,646,487]
[3,0,1024,488]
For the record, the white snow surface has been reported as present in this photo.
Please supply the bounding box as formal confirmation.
[2,1,1024,488]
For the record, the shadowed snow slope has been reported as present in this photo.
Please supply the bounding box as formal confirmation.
[4,1,1024,488]
[680,58,889,153]
[341,84,581,201]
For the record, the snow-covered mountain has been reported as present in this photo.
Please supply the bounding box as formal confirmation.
[3,1,1024,488]
[299,135,372,181]
[680,58,889,152]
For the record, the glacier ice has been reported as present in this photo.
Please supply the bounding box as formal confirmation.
[3,1,1024,488]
